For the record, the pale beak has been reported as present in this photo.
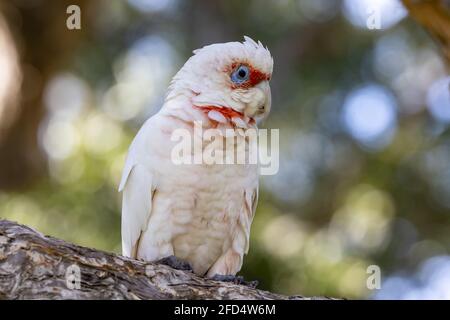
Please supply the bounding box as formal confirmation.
[258,80,271,117]
[244,80,271,119]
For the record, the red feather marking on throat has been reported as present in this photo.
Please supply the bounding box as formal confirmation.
[195,105,244,119]
[194,105,256,126]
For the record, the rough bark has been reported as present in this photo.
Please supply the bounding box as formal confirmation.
[0,219,330,300]
[402,0,450,65]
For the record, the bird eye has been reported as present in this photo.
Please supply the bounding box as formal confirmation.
[231,65,250,84]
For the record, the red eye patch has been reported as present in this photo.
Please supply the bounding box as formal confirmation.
[230,63,270,89]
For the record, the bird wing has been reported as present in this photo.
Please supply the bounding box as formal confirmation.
[119,121,156,258]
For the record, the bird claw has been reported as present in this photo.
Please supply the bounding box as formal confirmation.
[157,255,193,272]
[211,274,259,288]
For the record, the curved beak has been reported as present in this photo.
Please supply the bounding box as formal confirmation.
[244,80,271,120]
[258,80,271,117]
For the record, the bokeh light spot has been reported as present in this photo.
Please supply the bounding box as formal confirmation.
[342,0,407,30]
[426,76,450,123]
[342,84,397,149]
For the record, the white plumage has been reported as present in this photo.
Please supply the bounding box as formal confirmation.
[119,36,273,277]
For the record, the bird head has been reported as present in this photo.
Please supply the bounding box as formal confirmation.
[166,36,273,127]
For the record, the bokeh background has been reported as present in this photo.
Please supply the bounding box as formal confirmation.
[0,0,449,299]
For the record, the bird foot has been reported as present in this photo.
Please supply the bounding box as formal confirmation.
[211,274,259,288]
[156,255,193,272]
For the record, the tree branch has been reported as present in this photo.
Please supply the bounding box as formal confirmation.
[402,0,450,64]
[0,219,331,300]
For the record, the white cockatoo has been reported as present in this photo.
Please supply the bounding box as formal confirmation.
[119,36,273,281]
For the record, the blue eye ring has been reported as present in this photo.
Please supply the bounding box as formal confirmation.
[231,65,250,84]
